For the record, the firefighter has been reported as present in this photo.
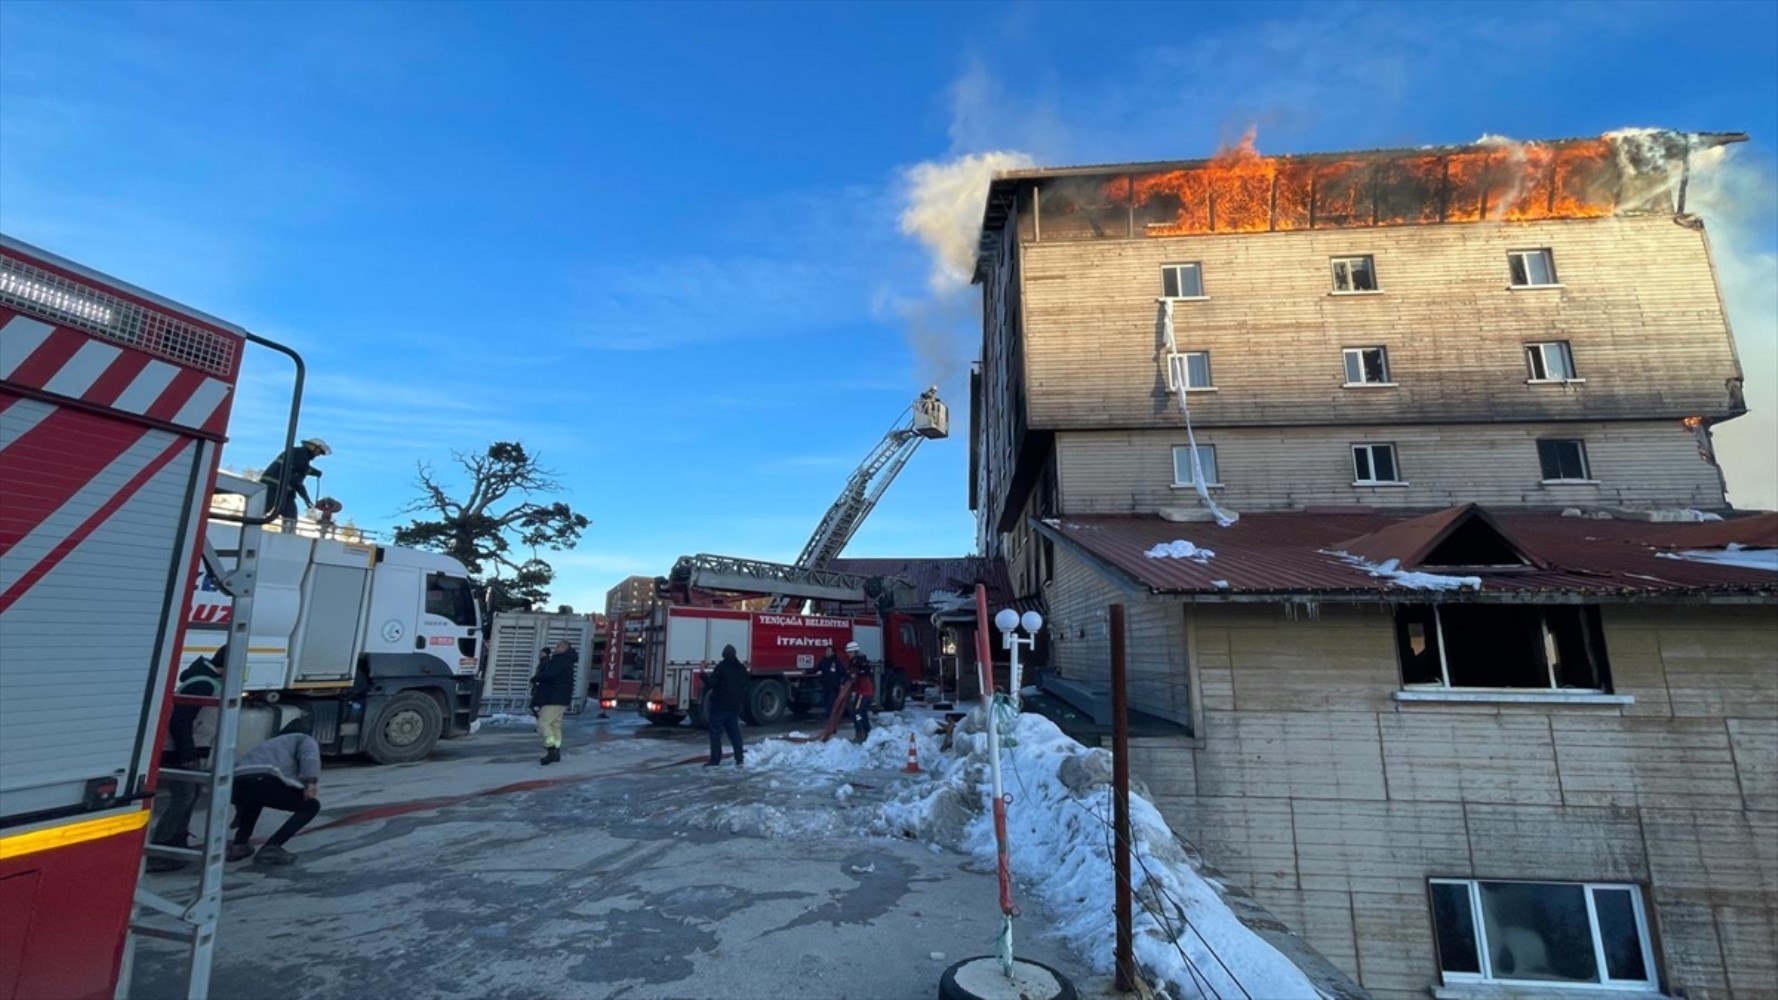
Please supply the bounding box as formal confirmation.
[530,640,576,765]
[814,643,846,722]
[702,644,748,767]
[259,437,331,522]
[227,731,322,866]
[845,641,874,743]
[145,646,226,872]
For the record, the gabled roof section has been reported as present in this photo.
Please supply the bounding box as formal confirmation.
[1334,504,1541,570]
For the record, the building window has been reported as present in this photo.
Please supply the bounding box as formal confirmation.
[1537,439,1591,482]
[1525,342,1578,381]
[1343,346,1392,386]
[1172,444,1219,487]
[1351,443,1402,484]
[1430,879,1657,990]
[1167,351,1213,391]
[1331,255,1378,293]
[1396,605,1610,691]
[1508,249,1559,287]
[1161,263,1205,299]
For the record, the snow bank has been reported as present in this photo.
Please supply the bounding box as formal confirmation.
[750,713,1320,999]
[1658,545,1778,572]
[479,713,539,727]
[1323,550,1480,591]
[1145,540,1215,562]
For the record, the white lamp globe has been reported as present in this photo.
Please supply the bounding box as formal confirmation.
[994,608,1020,632]
[1021,610,1045,633]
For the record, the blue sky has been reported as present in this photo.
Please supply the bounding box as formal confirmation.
[4,0,1774,613]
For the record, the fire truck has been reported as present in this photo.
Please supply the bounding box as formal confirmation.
[601,389,948,727]
[0,235,292,1000]
[601,603,926,726]
[185,473,484,764]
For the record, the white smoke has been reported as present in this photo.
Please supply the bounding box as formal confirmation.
[899,151,1037,292]
[1685,144,1778,510]
[892,150,1037,385]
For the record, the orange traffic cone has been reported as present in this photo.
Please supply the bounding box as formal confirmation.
[903,733,922,774]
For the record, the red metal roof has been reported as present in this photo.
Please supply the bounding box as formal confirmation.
[1039,510,1778,602]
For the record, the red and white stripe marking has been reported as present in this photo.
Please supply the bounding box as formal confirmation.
[1,309,232,436]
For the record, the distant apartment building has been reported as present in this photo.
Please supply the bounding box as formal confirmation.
[971,131,1776,999]
[604,575,656,617]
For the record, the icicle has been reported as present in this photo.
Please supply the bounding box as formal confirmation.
[1161,299,1238,527]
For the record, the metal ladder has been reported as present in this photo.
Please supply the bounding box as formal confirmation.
[119,508,264,1000]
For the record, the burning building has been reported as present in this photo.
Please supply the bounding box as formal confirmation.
[970,130,1775,998]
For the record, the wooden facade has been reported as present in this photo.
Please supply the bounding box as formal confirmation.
[1088,598,1778,1000]
[973,142,1771,999]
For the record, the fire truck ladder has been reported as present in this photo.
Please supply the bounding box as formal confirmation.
[670,553,912,606]
[767,388,948,611]
[122,492,267,1000]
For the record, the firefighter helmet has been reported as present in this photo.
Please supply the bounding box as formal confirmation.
[302,437,332,455]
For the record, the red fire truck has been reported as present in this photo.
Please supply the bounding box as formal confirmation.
[600,605,926,726]
[0,235,292,1000]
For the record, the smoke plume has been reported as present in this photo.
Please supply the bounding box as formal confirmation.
[894,150,1036,385]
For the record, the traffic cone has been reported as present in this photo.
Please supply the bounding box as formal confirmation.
[903,733,922,774]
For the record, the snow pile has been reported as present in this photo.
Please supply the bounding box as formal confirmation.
[479,713,540,727]
[1145,540,1216,562]
[1657,544,1778,573]
[749,713,1320,999]
[1323,550,1481,591]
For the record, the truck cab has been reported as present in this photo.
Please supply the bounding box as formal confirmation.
[189,473,483,762]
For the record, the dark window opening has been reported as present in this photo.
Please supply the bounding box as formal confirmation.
[1423,518,1529,568]
[425,573,478,627]
[1395,605,1610,691]
[1537,439,1590,481]
[1431,882,1481,975]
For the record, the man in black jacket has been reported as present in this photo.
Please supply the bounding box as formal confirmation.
[260,437,331,522]
[813,644,845,722]
[702,644,748,768]
[530,640,576,765]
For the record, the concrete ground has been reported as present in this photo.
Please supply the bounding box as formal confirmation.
[130,712,1111,1000]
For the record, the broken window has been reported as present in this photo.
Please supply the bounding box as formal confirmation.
[1343,346,1392,385]
[1172,444,1219,487]
[1430,879,1657,990]
[1167,351,1213,391]
[1395,605,1610,691]
[1537,439,1591,481]
[1161,263,1205,298]
[1525,341,1577,381]
[1508,249,1559,287]
[1331,255,1378,292]
[1352,443,1401,484]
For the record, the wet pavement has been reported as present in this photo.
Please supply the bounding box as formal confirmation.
[128,713,1109,1000]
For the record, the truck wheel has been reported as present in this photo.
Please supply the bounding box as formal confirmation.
[746,679,788,726]
[881,672,909,712]
[364,691,443,765]
[644,712,681,727]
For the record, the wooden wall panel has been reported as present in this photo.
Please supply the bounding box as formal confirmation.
[1292,799,1470,893]
[1379,715,1563,805]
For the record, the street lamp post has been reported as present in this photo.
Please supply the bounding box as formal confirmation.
[994,608,1044,709]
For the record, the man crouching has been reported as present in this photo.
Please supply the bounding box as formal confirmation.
[227,731,322,865]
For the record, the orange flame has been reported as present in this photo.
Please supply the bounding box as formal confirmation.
[1088,131,1634,236]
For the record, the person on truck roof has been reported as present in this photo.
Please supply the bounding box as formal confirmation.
[846,642,874,744]
[228,731,322,866]
[702,644,748,768]
[259,437,330,522]
[531,640,576,765]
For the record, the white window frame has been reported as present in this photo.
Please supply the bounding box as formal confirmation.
[1508,249,1561,288]
[1166,351,1215,392]
[1161,263,1207,300]
[1526,341,1582,383]
[1430,878,1660,992]
[1171,444,1221,488]
[1351,443,1404,485]
[1538,438,1594,484]
[1342,346,1395,387]
[1330,255,1380,294]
